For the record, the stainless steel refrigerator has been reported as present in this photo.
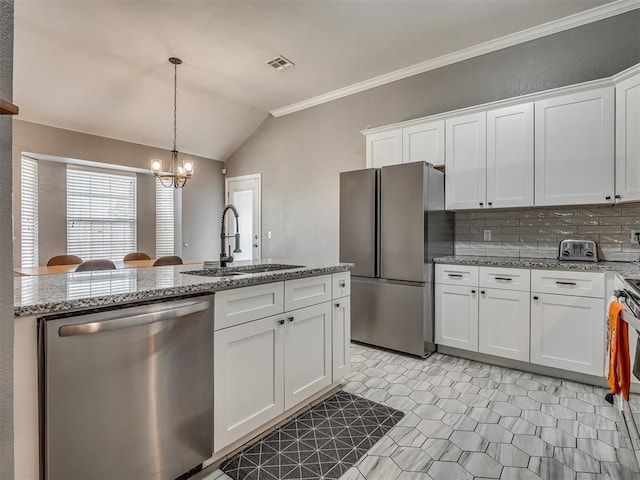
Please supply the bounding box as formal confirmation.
[340,162,453,357]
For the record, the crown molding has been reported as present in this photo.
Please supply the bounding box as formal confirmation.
[270,0,640,118]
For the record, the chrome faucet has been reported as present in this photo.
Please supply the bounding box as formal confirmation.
[220,204,241,267]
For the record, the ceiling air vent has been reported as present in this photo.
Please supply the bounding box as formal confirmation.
[267,55,295,71]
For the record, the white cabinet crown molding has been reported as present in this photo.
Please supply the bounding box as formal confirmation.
[613,62,640,83]
[361,63,639,137]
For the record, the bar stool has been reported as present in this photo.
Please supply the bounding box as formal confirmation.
[153,256,183,266]
[75,259,117,272]
[123,252,152,261]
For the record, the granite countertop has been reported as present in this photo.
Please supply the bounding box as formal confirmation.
[14,259,353,317]
[434,255,640,280]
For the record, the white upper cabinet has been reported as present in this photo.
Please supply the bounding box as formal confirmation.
[402,120,445,165]
[534,86,615,206]
[445,112,487,210]
[366,130,402,168]
[486,103,534,208]
[615,71,640,203]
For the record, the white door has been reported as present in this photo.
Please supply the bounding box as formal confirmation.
[284,302,332,409]
[213,315,285,451]
[332,297,351,381]
[366,130,402,168]
[530,293,605,376]
[402,120,445,165]
[445,112,487,210]
[478,288,530,362]
[486,103,534,208]
[615,72,640,203]
[225,174,261,261]
[435,283,479,351]
[534,86,615,206]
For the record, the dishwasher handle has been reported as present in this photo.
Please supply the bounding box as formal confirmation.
[58,300,210,337]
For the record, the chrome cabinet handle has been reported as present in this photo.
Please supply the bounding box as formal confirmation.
[494,277,512,282]
[556,281,577,286]
[448,274,463,279]
[58,300,209,337]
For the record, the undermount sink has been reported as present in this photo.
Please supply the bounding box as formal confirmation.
[182,264,305,278]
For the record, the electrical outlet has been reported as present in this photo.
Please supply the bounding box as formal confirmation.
[484,230,491,242]
[631,230,640,244]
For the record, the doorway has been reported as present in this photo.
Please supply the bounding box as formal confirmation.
[225,174,261,262]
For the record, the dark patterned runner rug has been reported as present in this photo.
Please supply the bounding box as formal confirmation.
[220,391,404,480]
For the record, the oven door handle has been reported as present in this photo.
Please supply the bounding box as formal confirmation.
[58,300,210,337]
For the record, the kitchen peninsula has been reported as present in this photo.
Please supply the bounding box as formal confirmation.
[14,260,352,480]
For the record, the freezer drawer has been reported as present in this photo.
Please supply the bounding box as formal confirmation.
[351,277,433,356]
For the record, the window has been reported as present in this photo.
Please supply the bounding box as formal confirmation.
[67,166,137,261]
[21,156,39,267]
[155,179,175,257]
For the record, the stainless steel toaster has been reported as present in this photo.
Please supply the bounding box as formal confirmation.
[558,239,599,262]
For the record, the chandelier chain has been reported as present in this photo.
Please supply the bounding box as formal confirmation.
[173,60,178,152]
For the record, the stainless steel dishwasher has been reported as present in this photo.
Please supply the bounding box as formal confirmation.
[39,295,214,480]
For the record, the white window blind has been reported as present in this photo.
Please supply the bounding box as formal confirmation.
[21,156,39,267]
[67,166,137,261]
[155,179,175,257]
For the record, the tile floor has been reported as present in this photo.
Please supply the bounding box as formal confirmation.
[204,344,640,480]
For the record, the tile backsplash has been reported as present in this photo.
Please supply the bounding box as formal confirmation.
[454,203,640,261]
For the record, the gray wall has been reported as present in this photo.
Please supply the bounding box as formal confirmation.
[12,120,225,265]
[0,1,14,477]
[226,11,640,262]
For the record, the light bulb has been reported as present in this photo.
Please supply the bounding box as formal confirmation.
[151,160,162,173]
[177,165,185,176]
[183,160,193,173]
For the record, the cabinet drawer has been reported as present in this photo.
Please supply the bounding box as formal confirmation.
[480,267,530,291]
[435,264,478,286]
[332,272,351,299]
[214,282,285,330]
[531,270,604,298]
[285,275,332,311]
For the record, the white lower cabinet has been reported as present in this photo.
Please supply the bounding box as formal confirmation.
[478,288,530,362]
[530,293,605,376]
[214,273,351,453]
[332,297,351,381]
[214,314,285,451]
[284,303,332,410]
[435,283,479,351]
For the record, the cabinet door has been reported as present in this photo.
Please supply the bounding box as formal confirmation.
[486,103,534,208]
[214,315,285,451]
[366,130,402,168]
[530,294,605,376]
[435,283,478,351]
[445,112,487,210]
[534,87,614,206]
[332,297,351,381]
[402,120,445,165]
[284,303,332,409]
[615,72,640,203]
[479,288,530,362]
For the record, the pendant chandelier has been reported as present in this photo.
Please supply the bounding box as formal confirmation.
[151,57,194,188]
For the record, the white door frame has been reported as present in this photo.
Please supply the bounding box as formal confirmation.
[225,173,261,261]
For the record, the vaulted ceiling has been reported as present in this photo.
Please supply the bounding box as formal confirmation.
[14,0,620,161]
